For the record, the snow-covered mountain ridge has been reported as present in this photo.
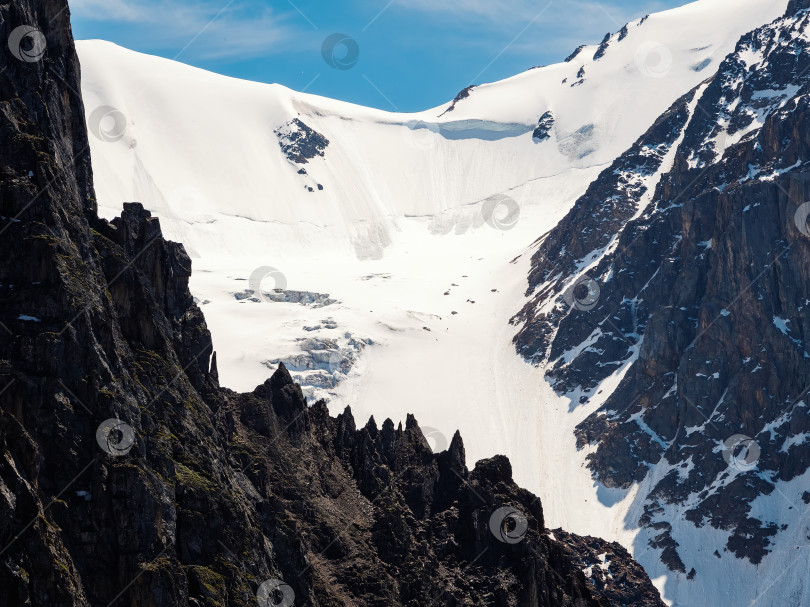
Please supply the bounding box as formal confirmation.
[79,0,783,259]
[77,1,793,605]
[514,0,810,604]
[76,0,785,424]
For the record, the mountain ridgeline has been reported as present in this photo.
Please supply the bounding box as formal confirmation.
[514,0,810,585]
[0,1,666,606]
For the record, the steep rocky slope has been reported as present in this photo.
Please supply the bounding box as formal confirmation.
[0,1,665,605]
[514,0,810,599]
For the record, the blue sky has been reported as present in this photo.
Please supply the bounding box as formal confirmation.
[69,0,691,112]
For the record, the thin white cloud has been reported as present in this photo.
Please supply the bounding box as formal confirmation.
[391,0,526,21]
[389,0,679,79]
[70,0,303,60]
[70,0,144,21]
[393,0,676,28]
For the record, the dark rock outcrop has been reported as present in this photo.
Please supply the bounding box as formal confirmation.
[532,111,555,143]
[439,85,476,116]
[565,45,586,63]
[275,118,329,165]
[0,0,665,606]
[592,33,611,61]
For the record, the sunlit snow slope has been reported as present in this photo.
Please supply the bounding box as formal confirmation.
[78,1,787,604]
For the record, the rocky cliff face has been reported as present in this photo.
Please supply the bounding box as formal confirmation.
[514,0,810,578]
[0,1,665,606]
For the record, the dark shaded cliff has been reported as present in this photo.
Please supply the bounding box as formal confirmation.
[0,1,665,605]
